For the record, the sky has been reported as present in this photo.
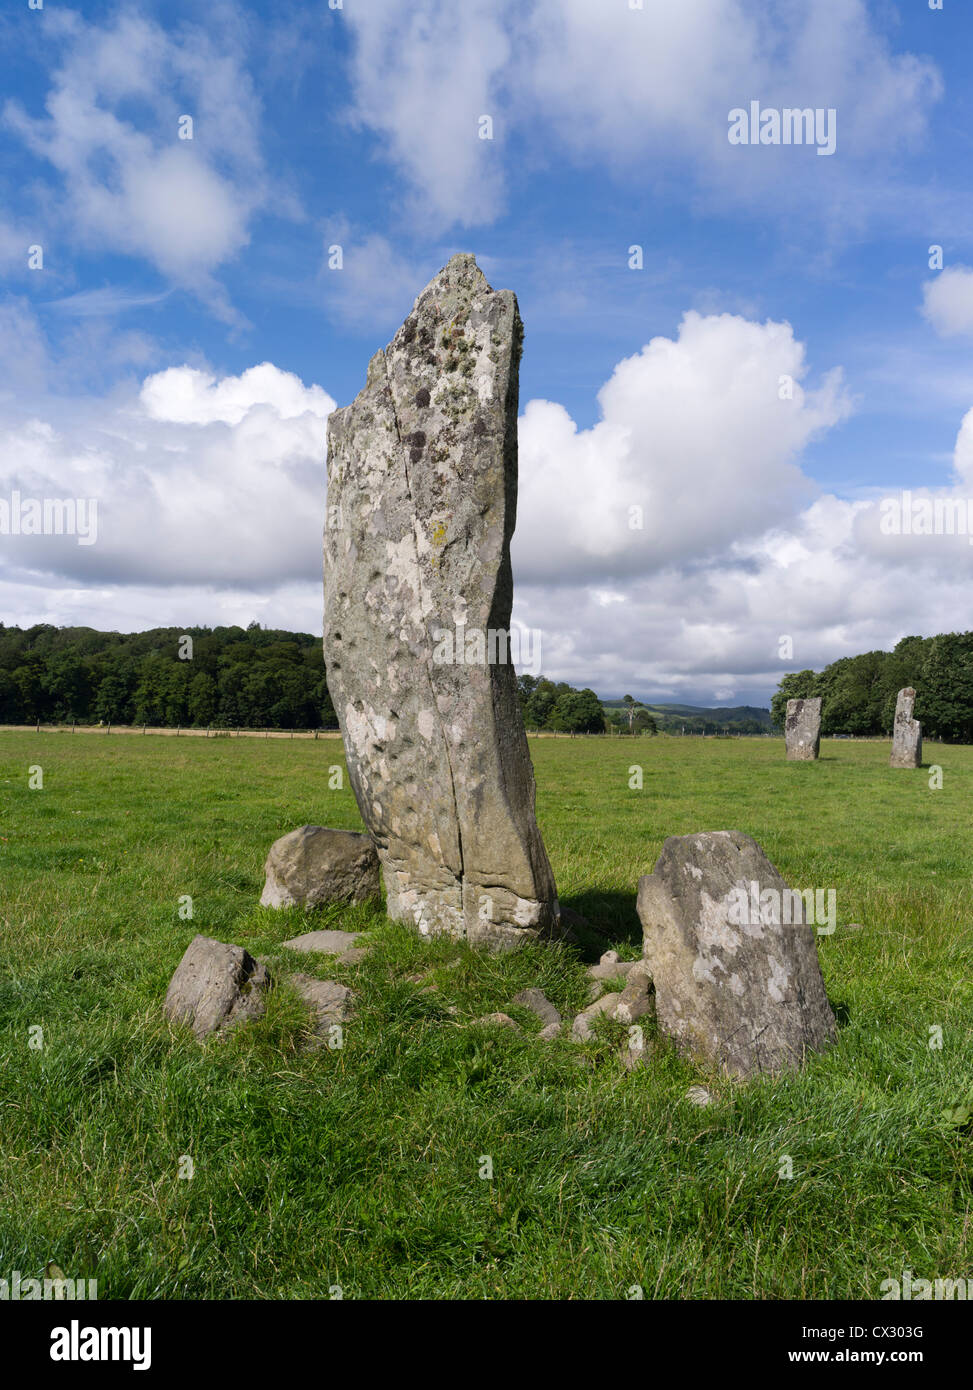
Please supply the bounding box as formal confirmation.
[1,0,972,707]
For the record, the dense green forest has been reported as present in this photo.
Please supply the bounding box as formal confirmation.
[0,624,610,734]
[771,632,973,742]
[0,623,337,730]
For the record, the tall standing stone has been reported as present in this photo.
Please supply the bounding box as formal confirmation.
[323,254,559,950]
[889,687,922,768]
[785,697,821,761]
[637,831,836,1077]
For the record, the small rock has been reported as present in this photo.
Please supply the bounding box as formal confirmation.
[538,1021,562,1041]
[473,1012,521,1032]
[282,929,364,955]
[571,992,621,1041]
[614,963,654,1025]
[512,987,561,1029]
[587,958,638,982]
[164,935,272,1041]
[685,1085,714,1108]
[261,826,380,908]
[291,973,354,1045]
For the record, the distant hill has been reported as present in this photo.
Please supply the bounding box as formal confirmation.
[602,700,772,734]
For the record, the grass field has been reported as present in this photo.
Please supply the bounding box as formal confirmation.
[1,731,971,1299]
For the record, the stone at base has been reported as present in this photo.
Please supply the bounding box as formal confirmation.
[637,830,836,1078]
[164,935,272,1040]
[260,826,380,909]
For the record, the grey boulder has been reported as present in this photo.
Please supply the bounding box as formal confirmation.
[637,831,836,1077]
[260,826,380,908]
[164,935,272,1041]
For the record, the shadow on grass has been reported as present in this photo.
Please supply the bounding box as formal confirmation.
[561,890,642,956]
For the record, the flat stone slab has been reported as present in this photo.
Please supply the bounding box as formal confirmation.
[164,935,272,1041]
[282,929,365,955]
[323,253,559,950]
[637,830,836,1077]
[260,826,380,909]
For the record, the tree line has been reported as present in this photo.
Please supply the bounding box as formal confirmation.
[0,623,337,730]
[0,624,621,735]
[771,632,973,742]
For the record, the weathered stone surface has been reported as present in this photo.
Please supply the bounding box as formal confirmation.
[637,831,836,1077]
[291,973,354,1045]
[260,826,379,908]
[282,928,365,955]
[164,935,272,1040]
[785,698,821,761]
[323,253,559,950]
[512,987,561,1029]
[538,1021,562,1041]
[890,687,922,768]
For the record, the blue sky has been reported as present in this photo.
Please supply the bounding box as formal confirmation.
[2,0,973,706]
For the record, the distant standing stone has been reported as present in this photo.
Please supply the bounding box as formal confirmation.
[637,831,836,1077]
[785,698,822,761]
[164,935,272,1041]
[260,826,380,908]
[889,687,922,768]
[323,253,559,949]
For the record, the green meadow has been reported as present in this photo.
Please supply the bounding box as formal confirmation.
[1,731,970,1299]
